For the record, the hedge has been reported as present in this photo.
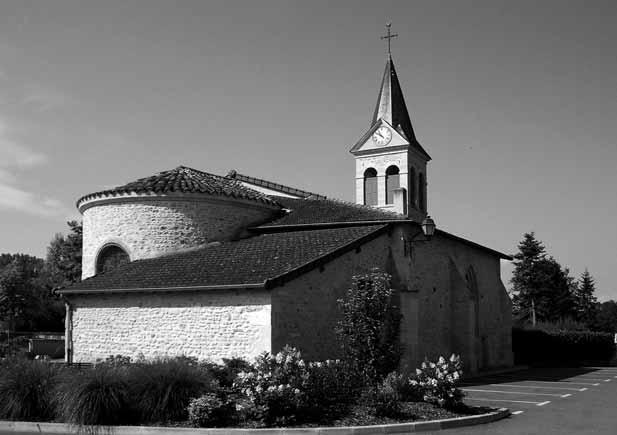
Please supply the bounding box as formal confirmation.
[512,327,616,365]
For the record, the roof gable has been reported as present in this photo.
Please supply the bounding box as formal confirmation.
[349,119,411,155]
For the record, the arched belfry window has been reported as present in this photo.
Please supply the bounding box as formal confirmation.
[418,173,425,211]
[385,165,400,204]
[409,167,416,207]
[363,168,378,206]
[96,244,130,275]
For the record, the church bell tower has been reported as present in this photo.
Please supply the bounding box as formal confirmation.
[350,24,431,222]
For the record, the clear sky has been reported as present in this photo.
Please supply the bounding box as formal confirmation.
[0,0,615,299]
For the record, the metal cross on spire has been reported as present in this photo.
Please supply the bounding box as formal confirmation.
[380,22,398,55]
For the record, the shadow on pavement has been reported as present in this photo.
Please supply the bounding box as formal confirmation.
[462,367,605,386]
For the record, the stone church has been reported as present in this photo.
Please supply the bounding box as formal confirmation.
[58,49,513,374]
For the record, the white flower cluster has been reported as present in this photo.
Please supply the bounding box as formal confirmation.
[413,354,464,408]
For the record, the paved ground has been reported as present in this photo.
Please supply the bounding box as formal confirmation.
[424,366,617,435]
[2,366,616,434]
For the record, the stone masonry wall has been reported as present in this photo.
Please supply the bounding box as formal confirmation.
[410,233,513,373]
[70,289,271,362]
[81,195,277,278]
[271,233,392,361]
[271,225,512,373]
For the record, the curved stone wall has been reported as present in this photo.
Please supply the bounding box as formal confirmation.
[81,194,279,279]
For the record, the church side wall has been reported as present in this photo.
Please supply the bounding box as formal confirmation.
[81,197,276,278]
[271,233,392,361]
[411,234,513,373]
[69,289,271,363]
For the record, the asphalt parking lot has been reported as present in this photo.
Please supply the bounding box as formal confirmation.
[431,366,617,435]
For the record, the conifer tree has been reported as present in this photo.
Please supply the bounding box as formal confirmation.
[575,269,598,326]
[510,232,546,322]
[510,232,577,323]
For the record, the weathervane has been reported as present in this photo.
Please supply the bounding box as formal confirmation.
[381,22,398,55]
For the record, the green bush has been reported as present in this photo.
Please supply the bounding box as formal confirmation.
[0,358,59,421]
[303,359,360,419]
[365,372,403,417]
[513,327,615,364]
[55,364,133,426]
[129,357,214,423]
[205,357,252,388]
[336,270,402,383]
[187,393,235,427]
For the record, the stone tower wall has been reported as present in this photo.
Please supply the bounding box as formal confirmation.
[81,195,278,279]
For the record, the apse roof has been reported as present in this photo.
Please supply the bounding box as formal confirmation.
[76,166,279,208]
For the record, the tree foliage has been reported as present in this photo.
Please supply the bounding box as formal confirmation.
[510,232,577,323]
[336,269,401,383]
[45,221,82,288]
[0,255,63,331]
[591,300,617,333]
[574,269,598,327]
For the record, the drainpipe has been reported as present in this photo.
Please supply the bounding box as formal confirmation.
[64,298,73,364]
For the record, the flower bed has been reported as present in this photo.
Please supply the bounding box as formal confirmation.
[0,349,481,430]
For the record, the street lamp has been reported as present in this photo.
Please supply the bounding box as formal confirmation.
[403,215,436,257]
[421,215,436,238]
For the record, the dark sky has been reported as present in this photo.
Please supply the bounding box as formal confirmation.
[0,0,615,299]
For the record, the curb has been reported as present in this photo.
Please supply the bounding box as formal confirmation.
[0,408,510,434]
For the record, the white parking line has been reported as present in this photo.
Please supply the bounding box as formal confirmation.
[466,398,547,405]
[470,383,586,392]
[567,377,611,382]
[512,410,524,415]
[561,393,571,398]
[517,380,599,386]
[463,388,565,397]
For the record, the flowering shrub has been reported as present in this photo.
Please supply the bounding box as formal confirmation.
[232,346,355,425]
[413,355,464,408]
[234,346,307,426]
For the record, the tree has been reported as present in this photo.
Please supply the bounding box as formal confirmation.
[336,269,401,382]
[574,269,598,326]
[592,300,617,333]
[0,254,64,332]
[46,221,82,288]
[0,261,33,331]
[510,232,577,324]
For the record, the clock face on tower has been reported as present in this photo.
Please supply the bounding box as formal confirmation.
[372,126,392,146]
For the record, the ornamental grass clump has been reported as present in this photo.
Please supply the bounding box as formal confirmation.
[129,356,214,424]
[0,358,59,421]
[414,354,464,409]
[55,364,133,427]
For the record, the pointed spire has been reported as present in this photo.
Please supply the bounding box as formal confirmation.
[371,55,416,142]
